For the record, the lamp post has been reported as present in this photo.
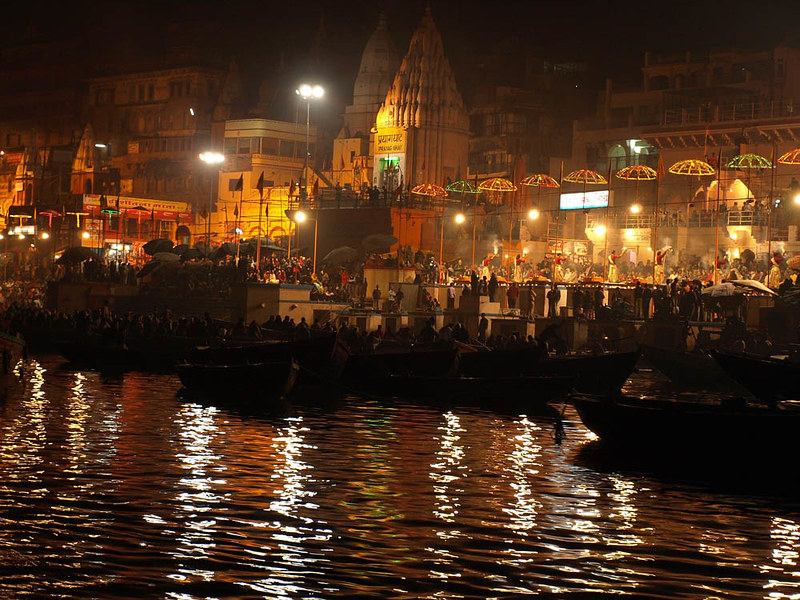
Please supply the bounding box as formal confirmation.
[199,152,224,251]
[295,84,324,202]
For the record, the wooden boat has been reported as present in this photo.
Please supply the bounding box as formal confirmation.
[536,348,641,395]
[187,333,348,386]
[364,373,573,408]
[571,393,800,460]
[712,349,800,404]
[175,358,299,405]
[456,343,545,377]
[342,342,459,381]
[641,343,745,389]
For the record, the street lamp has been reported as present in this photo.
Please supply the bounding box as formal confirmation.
[455,213,465,224]
[199,151,224,250]
[528,208,540,220]
[295,84,324,202]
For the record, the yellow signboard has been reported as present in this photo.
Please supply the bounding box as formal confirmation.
[376,127,406,154]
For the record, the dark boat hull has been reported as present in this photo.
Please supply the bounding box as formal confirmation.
[572,394,800,458]
[363,373,572,407]
[536,349,641,395]
[343,345,458,381]
[712,350,800,404]
[457,345,545,377]
[641,344,744,389]
[175,359,299,406]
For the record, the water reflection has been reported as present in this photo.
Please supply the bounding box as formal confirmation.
[762,516,800,598]
[0,361,797,598]
[170,403,225,582]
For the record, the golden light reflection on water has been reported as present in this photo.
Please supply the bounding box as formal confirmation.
[761,516,800,599]
[170,403,225,580]
[503,417,543,538]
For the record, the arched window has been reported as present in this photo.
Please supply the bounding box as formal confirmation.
[175,225,191,246]
[648,75,669,91]
[84,179,93,194]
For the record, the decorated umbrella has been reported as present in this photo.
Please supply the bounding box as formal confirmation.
[410,183,448,198]
[479,177,519,277]
[411,184,449,270]
[477,177,517,204]
[727,153,771,207]
[520,173,560,210]
[445,179,479,198]
[615,164,657,209]
[778,149,800,165]
[564,168,607,208]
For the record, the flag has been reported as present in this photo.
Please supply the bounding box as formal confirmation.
[256,171,264,196]
[392,183,402,200]
[234,174,243,192]
[340,156,345,171]
[233,204,238,217]
[312,178,319,197]
[656,156,665,179]
[289,179,296,197]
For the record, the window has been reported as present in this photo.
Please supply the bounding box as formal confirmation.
[138,85,144,102]
[237,138,252,154]
[223,138,237,154]
[228,177,243,192]
[261,137,279,155]
[279,140,295,158]
[148,84,154,100]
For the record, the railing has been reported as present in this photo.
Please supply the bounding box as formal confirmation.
[663,100,795,126]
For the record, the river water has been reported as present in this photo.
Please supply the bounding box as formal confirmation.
[0,355,798,599]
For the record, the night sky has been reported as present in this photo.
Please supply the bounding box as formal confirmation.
[8,0,800,113]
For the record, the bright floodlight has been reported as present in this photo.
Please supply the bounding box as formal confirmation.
[199,152,224,164]
[794,194,800,205]
[595,225,607,236]
[18,233,24,240]
[41,232,49,240]
[297,84,324,99]
[82,231,91,239]
[528,208,540,220]
[295,211,307,223]
[630,204,641,214]
[455,213,466,224]
[730,232,737,240]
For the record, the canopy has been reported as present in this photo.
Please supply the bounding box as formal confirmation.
[778,148,800,165]
[668,159,715,176]
[445,180,480,194]
[730,279,778,296]
[520,174,560,188]
[478,177,517,192]
[727,153,772,170]
[616,165,657,181]
[564,169,607,185]
[410,183,447,197]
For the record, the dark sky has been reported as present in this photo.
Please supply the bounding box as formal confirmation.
[10,0,800,109]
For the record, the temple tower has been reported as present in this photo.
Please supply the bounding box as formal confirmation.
[334,13,398,189]
[373,6,469,191]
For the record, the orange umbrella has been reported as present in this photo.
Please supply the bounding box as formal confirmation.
[668,159,715,176]
[615,165,657,181]
[410,183,448,197]
[616,164,658,205]
[564,169,607,185]
[777,149,800,165]
[478,177,517,205]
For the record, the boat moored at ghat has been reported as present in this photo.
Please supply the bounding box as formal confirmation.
[571,393,800,467]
